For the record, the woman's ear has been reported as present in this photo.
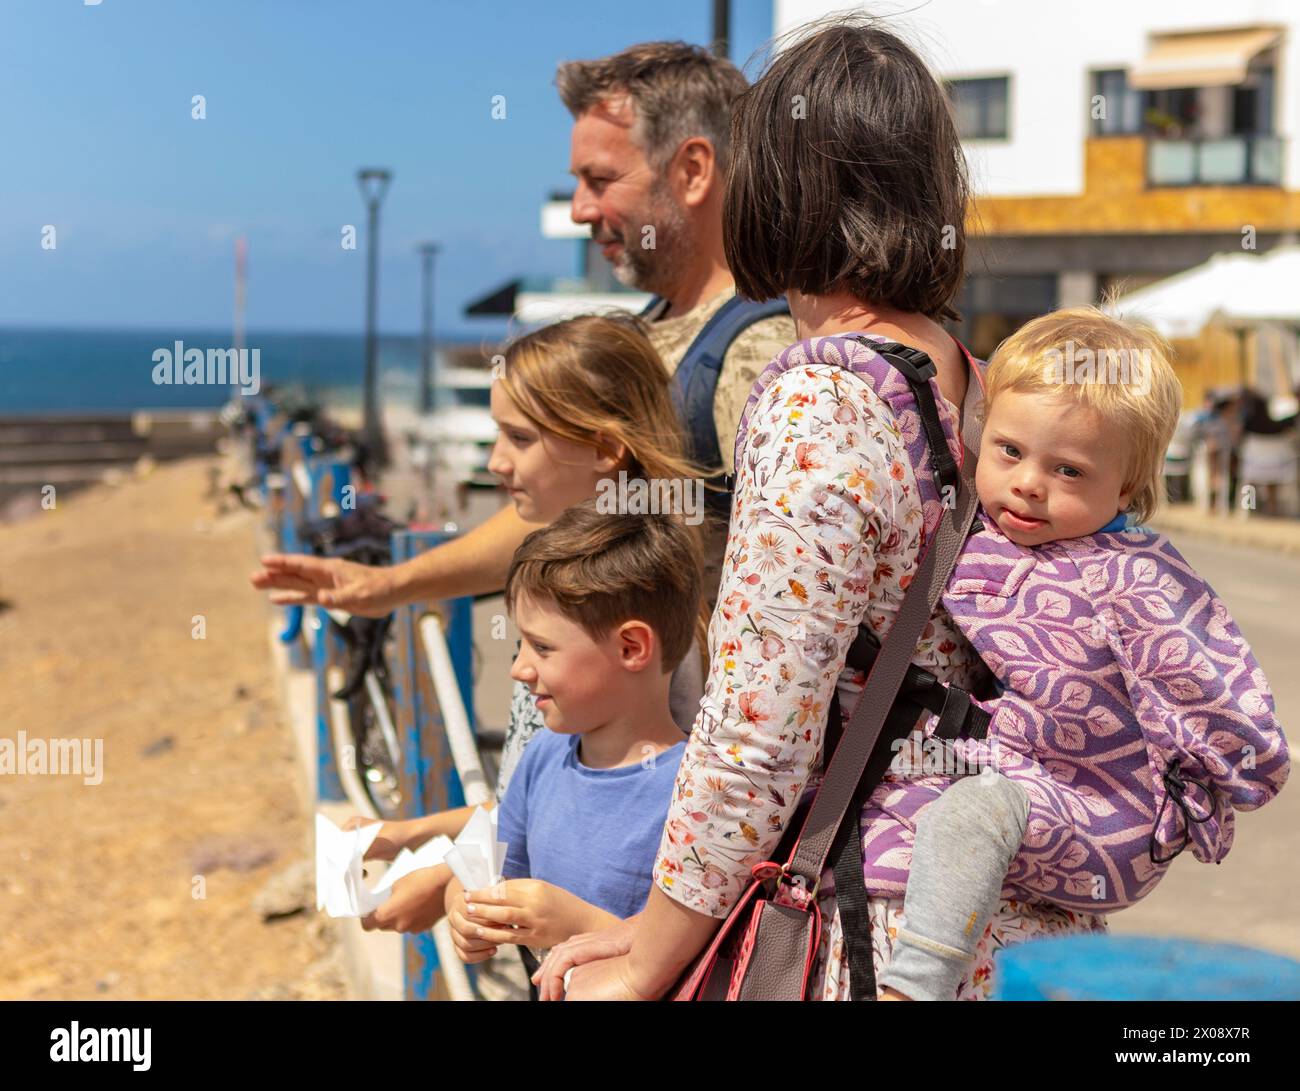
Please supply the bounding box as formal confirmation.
[615,620,657,673]
[592,432,628,475]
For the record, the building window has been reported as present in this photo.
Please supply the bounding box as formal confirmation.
[948,77,1009,140]
[1091,69,1143,135]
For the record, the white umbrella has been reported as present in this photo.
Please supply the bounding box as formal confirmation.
[1108,245,1300,337]
[1106,252,1259,338]
[1220,245,1300,325]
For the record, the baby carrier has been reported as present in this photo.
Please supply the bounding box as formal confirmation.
[940,508,1288,911]
[672,333,1288,1001]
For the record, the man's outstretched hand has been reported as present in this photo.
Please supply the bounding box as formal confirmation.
[249,553,408,617]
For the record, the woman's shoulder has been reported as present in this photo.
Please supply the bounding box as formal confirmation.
[748,331,966,420]
[746,345,897,423]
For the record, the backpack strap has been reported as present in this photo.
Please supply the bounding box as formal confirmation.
[668,295,790,514]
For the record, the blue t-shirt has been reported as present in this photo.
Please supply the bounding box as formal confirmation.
[496,730,686,921]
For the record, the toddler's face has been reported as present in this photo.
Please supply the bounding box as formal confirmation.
[508,594,638,735]
[975,389,1133,547]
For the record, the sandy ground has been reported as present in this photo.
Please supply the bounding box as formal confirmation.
[0,457,345,1000]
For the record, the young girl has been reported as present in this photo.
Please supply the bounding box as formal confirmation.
[879,308,1290,1001]
[351,313,710,932]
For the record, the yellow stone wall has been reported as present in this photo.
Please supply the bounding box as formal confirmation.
[1169,327,1248,409]
[968,137,1300,235]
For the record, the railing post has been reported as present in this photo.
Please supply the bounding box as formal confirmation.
[388,528,476,1000]
[308,455,353,803]
[275,426,312,668]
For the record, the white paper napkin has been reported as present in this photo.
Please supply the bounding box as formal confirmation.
[315,814,390,918]
[442,806,508,893]
[315,808,508,919]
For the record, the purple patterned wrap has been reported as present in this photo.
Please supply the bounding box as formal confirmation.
[731,332,1289,916]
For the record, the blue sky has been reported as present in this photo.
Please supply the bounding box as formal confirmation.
[0,0,775,338]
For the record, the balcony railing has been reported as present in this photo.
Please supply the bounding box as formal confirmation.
[1147,135,1283,187]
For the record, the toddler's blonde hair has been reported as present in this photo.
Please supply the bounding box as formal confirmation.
[984,306,1183,523]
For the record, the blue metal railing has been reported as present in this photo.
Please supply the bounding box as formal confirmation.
[238,392,479,1000]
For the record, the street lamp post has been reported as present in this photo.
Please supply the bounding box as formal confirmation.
[357,167,392,472]
[417,242,440,415]
[712,0,729,58]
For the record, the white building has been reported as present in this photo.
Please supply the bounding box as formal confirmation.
[776,1,1300,361]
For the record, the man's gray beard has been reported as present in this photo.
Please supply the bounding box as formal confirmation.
[610,191,689,298]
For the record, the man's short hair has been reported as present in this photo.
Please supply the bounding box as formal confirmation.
[723,17,970,321]
[556,40,748,172]
[504,501,702,673]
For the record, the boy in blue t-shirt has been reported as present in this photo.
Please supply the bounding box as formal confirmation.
[445,502,701,967]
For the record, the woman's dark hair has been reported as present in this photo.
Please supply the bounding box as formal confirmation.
[724,16,969,321]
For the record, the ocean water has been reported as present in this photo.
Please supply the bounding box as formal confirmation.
[0,327,489,415]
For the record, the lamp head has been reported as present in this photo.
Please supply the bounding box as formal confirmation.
[357,168,392,204]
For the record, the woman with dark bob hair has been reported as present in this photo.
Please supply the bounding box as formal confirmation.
[542,15,1106,1001]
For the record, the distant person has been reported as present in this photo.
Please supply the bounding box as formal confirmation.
[250,41,795,615]
[1194,389,1240,515]
[1238,387,1298,517]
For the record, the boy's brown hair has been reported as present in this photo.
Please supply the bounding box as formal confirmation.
[504,501,702,673]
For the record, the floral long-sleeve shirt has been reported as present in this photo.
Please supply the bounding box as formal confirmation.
[653,358,1105,999]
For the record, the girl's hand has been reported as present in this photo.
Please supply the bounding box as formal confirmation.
[461,879,613,952]
[445,877,500,963]
[360,864,453,934]
[339,816,406,862]
[250,553,407,616]
[533,917,638,1001]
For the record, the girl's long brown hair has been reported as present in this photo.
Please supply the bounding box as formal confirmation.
[499,312,701,483]
[499,313,712,674]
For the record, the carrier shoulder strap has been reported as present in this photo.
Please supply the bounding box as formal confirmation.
[794,440,977,897]
[774,339,979,993]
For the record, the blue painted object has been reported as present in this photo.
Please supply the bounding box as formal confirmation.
[311,606,347,803]
[388,528,477,1000]
[307,457,353,803]
[995,934,1300,1000]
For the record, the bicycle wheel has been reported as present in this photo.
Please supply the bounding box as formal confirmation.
[348,632,403,820]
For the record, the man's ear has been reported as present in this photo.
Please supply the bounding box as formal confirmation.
[592,433,628,474]
[671,136,716,209]
[616,620,657,673]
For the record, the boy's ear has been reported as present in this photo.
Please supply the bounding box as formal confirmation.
[615,620,657,673]
[592,432,628,475]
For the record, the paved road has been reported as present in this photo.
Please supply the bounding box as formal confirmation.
[1107,531,1298,958]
